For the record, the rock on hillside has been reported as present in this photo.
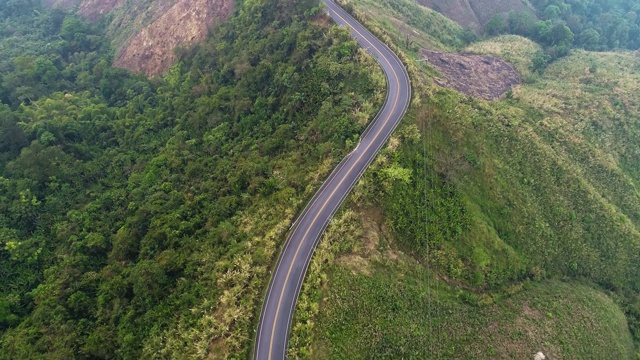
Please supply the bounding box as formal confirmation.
[113,0,233,77]
[45,0,233,77]
[417,0,533,33]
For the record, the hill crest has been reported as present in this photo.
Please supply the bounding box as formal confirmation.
[417,0,534,33]
[44,0,233,76]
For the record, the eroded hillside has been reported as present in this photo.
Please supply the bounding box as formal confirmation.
[44,0,123,18]
[113,0,233,76]
[44,0,233,76]
[78,0,124,20]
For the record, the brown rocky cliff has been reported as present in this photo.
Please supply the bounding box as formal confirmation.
[45,0,233,77]
[113,0,233,77]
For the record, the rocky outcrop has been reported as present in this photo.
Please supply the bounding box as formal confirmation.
[43,0,234,77]
[113,0,234,77]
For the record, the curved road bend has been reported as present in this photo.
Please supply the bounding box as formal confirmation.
[254,1,411,359]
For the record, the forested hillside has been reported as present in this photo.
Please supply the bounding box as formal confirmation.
[481,0,640,67]
[421,0,640,69]
[0,0,383,357]
[528,0,640,50]
[38,0,234,76]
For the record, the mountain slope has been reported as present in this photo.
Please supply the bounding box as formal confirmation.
[0,0,385,357]
[417,0,534,33]
[289,0,640,357]
[112,0,233,76]
[44,0,234,76]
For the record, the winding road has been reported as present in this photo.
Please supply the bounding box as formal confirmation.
[254,1,411,359]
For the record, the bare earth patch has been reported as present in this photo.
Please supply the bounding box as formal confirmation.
[43,0,234,77]
[113,0,233,77]
[421,49,521,100]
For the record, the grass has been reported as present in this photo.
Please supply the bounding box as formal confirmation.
[362,0,640,295]
[338,0,467,54]
[315,256,635,359]
[464,35,542,78]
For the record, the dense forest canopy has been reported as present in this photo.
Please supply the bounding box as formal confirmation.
[0,0,383,357]
[0,1,131,109]
[532,0,640,49]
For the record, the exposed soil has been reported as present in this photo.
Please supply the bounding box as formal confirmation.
[421,49,521,100]
[113,0,234,77]
[43,0,233,77]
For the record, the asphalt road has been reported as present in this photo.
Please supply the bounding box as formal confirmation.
[254,1,411,359]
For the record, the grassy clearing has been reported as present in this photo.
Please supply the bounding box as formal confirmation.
[315,254,635,359]
[464,35,541,79]
[520,50,640,120]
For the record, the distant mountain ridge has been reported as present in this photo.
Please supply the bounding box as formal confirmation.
[44,0,233,76]
[417,0,534,33]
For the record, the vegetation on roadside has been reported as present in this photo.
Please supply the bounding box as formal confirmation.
[340,0,472,53]
[0,0,385,357]
[289,0,640,357]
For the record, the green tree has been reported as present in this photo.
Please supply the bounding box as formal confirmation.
[549,23,574,46]
[530,49,549,73]
[534,20,552,44]
[507,11,536,37]
[544,5,562,19]
[578,28,601,50]
[0,106,27,156]
[485,15,508,35]
[130,260,168,306]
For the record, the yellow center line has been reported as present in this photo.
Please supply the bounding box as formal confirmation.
[267,5,404,359]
